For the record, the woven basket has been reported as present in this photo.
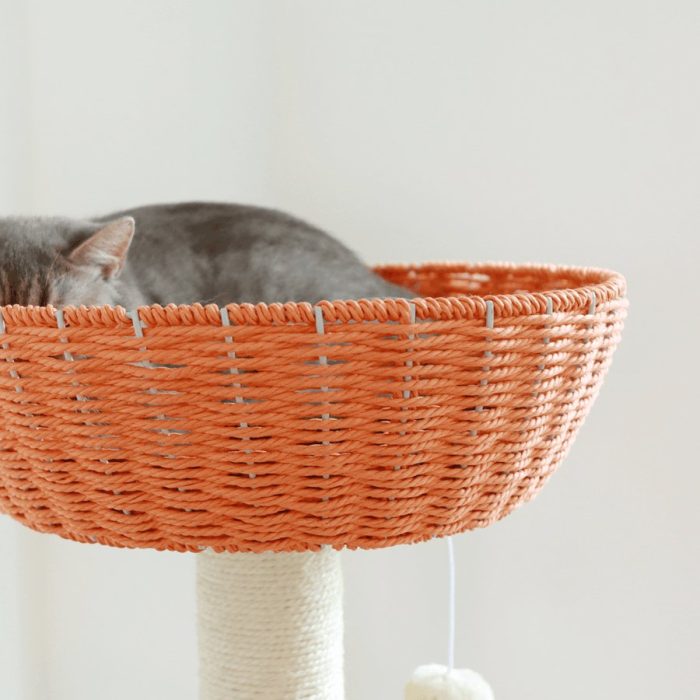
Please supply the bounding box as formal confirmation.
[0,262,626,553]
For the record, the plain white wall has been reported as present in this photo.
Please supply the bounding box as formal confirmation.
[1,1,698,699]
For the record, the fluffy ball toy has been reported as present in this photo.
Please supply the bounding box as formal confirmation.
[405,664,495,700]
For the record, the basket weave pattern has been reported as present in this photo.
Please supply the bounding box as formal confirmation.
[0,263,626,552]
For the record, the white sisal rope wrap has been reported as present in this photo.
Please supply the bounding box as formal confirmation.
[197,547,344,700]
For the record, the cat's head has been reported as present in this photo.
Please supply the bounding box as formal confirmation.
[0,216,136,307]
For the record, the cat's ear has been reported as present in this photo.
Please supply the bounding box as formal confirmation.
[68,217,135,279]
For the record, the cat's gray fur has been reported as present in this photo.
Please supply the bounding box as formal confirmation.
[0,202,411,308]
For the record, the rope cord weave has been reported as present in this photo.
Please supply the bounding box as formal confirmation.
[197,547,344,700]
[0,262,627,553]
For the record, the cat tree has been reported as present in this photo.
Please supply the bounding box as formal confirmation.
[0,262,626,699]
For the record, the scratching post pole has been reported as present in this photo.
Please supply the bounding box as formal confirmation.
[197,548,344,700]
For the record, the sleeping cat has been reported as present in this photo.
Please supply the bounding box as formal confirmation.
[0,202,412,308]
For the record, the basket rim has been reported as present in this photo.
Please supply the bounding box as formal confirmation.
[0,261,626,328]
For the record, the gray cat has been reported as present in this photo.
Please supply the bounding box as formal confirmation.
[0,202,412,308]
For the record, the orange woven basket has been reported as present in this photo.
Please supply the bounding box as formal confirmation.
[0,262,626,553]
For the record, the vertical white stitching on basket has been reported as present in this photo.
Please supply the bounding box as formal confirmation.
[485,299,495,334]
[540,296,553,371]
[536,297,554,419]
[221,307,254,478]
[118,311,154,514]
[131,310,172,454]
[314,307,330,426]
[55,309,73,360]
[314,306,330,420]
[397,302,417,470]
[56,309,85,403]
[587,292,597,352]
[314,307,331,489]
[584,291,598,396]
[588,292,597,316]
[129,310,164,418]
[128,310,143,339]
[403,302,416,401]
[220,308,246,409]
[581,292,597,372]
[0,310,22,393]
[56,309,96,518]
[475,301,494,416]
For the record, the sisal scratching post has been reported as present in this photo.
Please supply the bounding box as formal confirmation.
[197,548,343,700]
[0,263,627,698]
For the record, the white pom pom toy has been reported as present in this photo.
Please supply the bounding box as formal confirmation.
[405,538,495,699]
[405,664,494,700]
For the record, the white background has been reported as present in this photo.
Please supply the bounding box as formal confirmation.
[0,1,698,698]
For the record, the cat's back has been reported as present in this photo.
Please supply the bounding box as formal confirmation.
[103,202,404,304]
[105,201,347,255]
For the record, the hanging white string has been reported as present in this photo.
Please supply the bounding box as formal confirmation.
[447,535,456,673]
[405,300,497,697]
